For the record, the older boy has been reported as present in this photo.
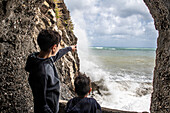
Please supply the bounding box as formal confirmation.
[65,73,102,113]
[25,30,76,113]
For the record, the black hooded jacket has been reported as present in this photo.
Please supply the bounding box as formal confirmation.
[25,47,72,113]
[65,97,102,113]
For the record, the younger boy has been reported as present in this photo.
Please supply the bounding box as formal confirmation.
[65,73,102,113]
[25,29,76,113]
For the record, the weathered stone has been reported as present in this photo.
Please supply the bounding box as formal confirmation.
[0,0,170,112]
[0,0,79,112]
[143,0,170,113]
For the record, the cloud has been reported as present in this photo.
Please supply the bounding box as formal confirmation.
[98,0,151,19]
[65,0,158,47]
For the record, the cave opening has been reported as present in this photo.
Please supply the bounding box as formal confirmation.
[65,0,158,112]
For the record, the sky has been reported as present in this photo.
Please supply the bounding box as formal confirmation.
[65,0,158,48]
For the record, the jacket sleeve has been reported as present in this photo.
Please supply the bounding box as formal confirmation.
[40,68,53,113]
[52,47,72,62]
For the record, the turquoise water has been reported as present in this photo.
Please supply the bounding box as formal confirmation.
[80,46,156,112]
[89,47,156,82]
[90,47,156,51]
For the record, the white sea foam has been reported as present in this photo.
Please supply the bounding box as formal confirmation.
[91,68,152,112]
[78,46,152,112]
[95,47,104,50]
[76,23,152,112]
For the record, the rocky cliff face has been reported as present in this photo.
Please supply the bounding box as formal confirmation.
[0,0,79,112]
[143,0,170,113]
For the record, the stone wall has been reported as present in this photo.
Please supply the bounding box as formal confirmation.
[0,0,79,112]
[143,0,170,113]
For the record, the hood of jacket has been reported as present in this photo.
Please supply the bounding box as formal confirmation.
[25,52,51,73]
[66,97,85,112]
[66,97,100,113]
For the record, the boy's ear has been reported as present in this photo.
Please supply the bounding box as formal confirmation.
[89,88,92,94]
[51,44,57,54]
[52,44,56,50]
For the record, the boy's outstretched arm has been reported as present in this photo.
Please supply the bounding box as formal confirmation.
[52,45,77,62]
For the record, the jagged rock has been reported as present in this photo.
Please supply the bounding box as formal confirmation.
[91,79,109,96]
[143,0,170,113]
[0,0,169,113]
[0,0,79,112]
[136,82,153,97]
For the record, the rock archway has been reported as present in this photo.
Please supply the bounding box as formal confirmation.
[0,0,169,113]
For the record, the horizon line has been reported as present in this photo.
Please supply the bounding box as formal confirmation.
[89,46,157,49]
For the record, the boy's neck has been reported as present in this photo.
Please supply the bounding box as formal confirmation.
[38,51,52,59]
[78,95,88,98]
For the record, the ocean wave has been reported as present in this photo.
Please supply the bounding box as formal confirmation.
[90,47,156,51]
[79,46,153,112]
[90,47,116,50]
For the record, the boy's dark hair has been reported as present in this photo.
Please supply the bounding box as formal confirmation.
[74,73,91,97]
[37,29,61,51]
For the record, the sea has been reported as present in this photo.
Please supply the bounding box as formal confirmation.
[78,46,156,112]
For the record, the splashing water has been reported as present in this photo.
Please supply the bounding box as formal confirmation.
[75,24,154,112]
[82,49,154,112]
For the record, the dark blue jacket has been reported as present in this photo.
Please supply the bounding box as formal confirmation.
[25,47,72,113]
[65,97,102,113]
